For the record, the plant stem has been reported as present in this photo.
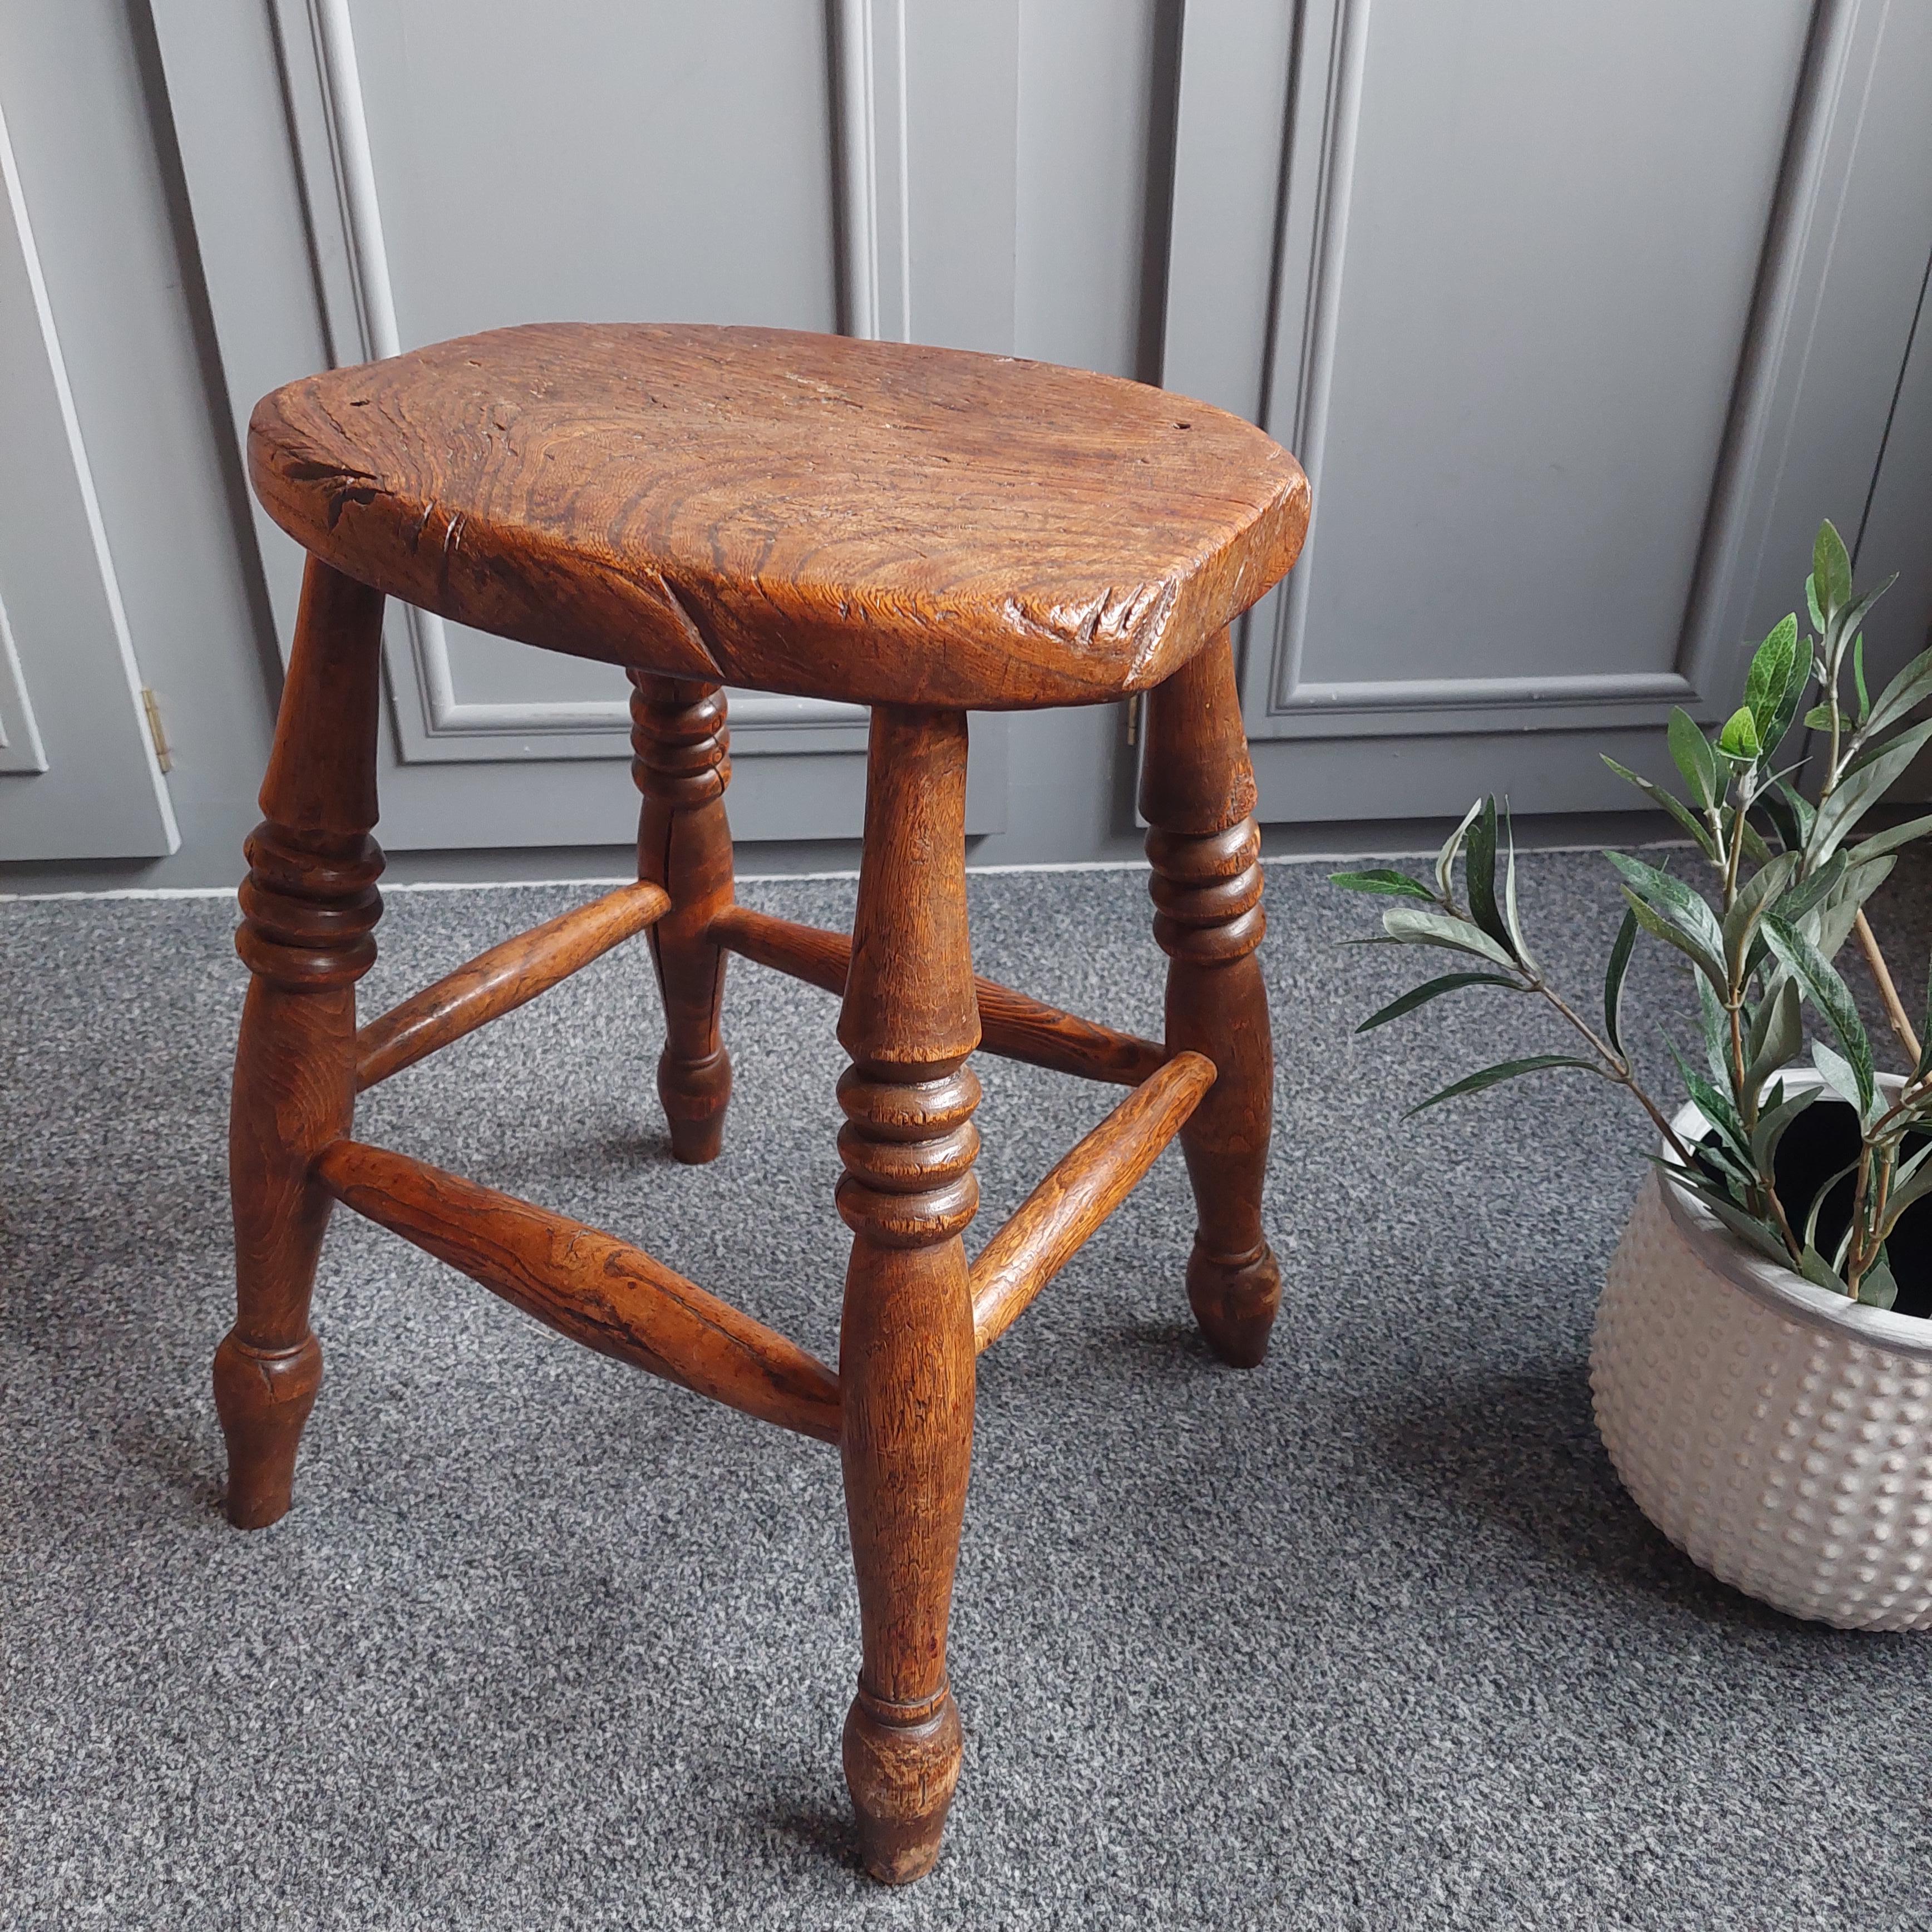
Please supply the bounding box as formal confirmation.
[1429,876,1697,1168]
[1853,908,1922,1064]
[1843,1143,1874,1291]
[1762,1183,1805,1268]
[1530,977,1697,1167]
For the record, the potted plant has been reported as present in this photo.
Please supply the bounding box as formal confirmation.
[1335,523,1932,1629]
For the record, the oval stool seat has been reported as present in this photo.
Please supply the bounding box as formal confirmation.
[248,322,1308,708]
[222,320,1307,1886]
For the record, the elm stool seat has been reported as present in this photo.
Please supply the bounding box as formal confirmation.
[221,322,1309,1884]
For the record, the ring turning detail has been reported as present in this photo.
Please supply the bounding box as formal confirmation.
[221,323,1304,1883]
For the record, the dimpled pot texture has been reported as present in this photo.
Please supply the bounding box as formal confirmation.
[1592,1087,1932,1632]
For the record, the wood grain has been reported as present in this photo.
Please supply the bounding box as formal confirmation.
[314,1140,841,1444]
[969,1052,1215,1353]
[248,324,1308,709]
[218,556,385,1529]
[632,677,736,1162]
[711,903,1169,1086]
[1140,630,1281,1367]
[835,708,979,1883]
[355,881,668,1091]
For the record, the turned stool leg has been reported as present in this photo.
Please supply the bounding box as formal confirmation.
[216,558,385,1527]
[630,676,735,1163]
[1140,631,1280,1367]
[836,707,980,1884]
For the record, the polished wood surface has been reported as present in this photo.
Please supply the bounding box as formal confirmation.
[355,881,668,1091]
[1140,630,1281,1367]
[216,556,386,1528]
[970,1052,1215,1353]
[711,903,1169,1086]
[835,708,980,1883]
[231,326,1303,1886]
[316,1140,841,1443]
[248,324,1309,709]
[632,677,736,1162]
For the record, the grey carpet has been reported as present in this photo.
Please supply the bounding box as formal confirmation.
[4,855,1931,1930]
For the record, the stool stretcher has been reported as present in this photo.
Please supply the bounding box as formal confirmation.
[968,1052,1217,1353]
[355,881,669,1090]
[710,904,1167,1086]
[314,1138,841,1443]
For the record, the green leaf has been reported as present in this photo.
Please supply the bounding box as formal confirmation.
[1621,890,1724,989]
[1621,890,1724,987]
[1772,850,1846,925]
[1814,519,1852,624]
[1762,914,1875,1110]
[1465,796,1514,957]
[1718,706,1762,761]
[1812,718,1932,863]
[1408,1056,1602,1116]
[1356,971,1520,1033]
[1760,781,1815,855]
[1695,973,1732,1086]
[1743,977,1803,1095]
[1854,632,1871,723]
[1332,868,1437,899]
[1500,802,1536,971]
[1801,1155,1863,1256]
[1811,1037,1870,1121]
[1856,1249,1899,1310]
[1668,706,1721,808]
[1822,579,1895,668]
[1435,799,1482,903]
[1856,642,1932,746]
[1669,1041,1750,1157]
[1680,1178,1797,1265]
[1600,757,1717,859]
[1879,1157,1932,1239]
[1806,571,1826,634]
[1744,615,1798,735]
[1765,644,1813,759]
[1381,906,1516,969]
[1846,812,1932,867]
[1805,703,1844,732]
[1603,906,1638,1059]
[1722,850,1797,980]
[1844,712,1932,781]
[1604,851,1728,986]
[1799,1244,1850,1296]
[1749,1078,1817,1173]
[1803,855,1893,962]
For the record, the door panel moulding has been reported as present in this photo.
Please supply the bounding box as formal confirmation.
[1166,0,1902,751]
[0,92,176,851]
[286,0,880,765]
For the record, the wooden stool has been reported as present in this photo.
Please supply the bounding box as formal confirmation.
[220,324,1308,1882]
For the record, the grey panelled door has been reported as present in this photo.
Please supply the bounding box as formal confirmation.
[150,0,1016,852]
[1164,0,1932,824]
[0,84,176,861]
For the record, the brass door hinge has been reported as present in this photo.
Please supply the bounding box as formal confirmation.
[141,687,172,772]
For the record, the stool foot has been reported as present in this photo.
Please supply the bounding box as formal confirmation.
[843,1687,963,1884]
[1187,1240,1281,1368]
[214,1330,323,1529]
[659,1045,731,1164]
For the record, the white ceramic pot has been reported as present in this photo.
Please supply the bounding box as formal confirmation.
[1591,1082,1932,1630]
